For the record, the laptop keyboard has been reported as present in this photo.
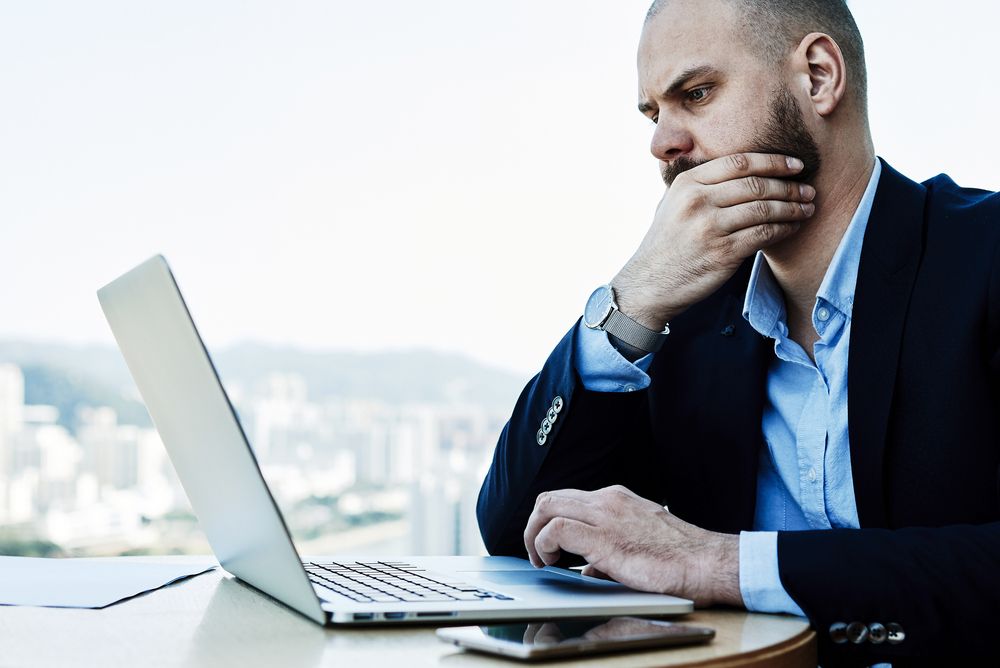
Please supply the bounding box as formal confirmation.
[304,561,514,603]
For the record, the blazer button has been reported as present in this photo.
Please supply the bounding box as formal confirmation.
[829,622,848,644]
[886,623,905,644]
[536,429,547,446]
[547,407,558,423]
[846,622,868,644]
[552,396,564,413]
[540,418,552,435]
[868,622,887,644]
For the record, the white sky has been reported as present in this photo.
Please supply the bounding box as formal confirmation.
[2,0,998,376]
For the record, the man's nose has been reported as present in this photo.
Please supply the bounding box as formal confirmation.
[650,117,694,162]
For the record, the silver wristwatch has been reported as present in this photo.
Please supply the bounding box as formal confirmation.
[583,284,670,353]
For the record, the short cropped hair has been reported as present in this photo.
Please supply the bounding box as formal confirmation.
[646,0,868,110]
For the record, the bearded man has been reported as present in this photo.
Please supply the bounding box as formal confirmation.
[477,1,1000,665]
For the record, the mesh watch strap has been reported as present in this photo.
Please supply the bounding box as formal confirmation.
[604,309,669,353]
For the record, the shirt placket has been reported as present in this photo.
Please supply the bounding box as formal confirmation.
[808,301,844,530]
[770,333,830,531]
[794,372,832,529]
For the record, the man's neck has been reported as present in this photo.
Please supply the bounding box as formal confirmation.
[763,151,876,349]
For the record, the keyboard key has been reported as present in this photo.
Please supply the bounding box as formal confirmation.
[452,593,486,601]
[397,594,430,602]
[313,583,370,603]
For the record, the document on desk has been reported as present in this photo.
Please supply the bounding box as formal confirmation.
[0,556,216,608]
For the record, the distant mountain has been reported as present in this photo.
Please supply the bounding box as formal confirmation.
[0,342,139,395]
[215,342,525,409]
[0,341,526,432]
[19,363,153,431]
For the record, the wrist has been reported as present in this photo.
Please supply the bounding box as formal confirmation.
[610,275,678,331]
[705,533,743,608]
[584,284,669,353]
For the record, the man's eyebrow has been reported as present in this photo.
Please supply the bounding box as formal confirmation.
[665,65,718,95]
[638,65,719,113]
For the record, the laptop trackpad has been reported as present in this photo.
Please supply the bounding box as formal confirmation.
[468,570,623,590]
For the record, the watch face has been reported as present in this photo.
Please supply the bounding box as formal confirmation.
[584,285,615,329]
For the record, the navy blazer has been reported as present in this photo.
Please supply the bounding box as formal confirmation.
[477,160,1000,666]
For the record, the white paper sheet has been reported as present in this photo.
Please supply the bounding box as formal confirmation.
[0,556,216,608]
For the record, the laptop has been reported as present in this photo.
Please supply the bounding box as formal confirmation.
[97,255,693,625]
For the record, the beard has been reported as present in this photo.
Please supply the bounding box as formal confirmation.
[660,86,822,186]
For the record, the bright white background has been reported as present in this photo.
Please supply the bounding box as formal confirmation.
[2,0,997,375]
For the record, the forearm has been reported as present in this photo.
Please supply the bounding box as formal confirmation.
[477,321,654,556]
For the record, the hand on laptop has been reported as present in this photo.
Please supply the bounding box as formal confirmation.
[523,485,742,608]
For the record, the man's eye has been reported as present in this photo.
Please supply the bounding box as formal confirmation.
[651,115,659,125]
[686,86,712,103]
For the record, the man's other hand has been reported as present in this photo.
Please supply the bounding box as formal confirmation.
[523,485,742,608]
[612,152,816,330]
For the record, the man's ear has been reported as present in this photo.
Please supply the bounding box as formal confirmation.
[793,32,848,117]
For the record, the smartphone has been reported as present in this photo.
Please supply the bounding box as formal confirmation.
[436,616,715,661]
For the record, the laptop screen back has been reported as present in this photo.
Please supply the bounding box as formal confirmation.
[98,255,325,624]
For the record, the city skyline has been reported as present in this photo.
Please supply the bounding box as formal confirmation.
[0,357,505,558]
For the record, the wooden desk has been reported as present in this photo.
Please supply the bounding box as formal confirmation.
[0,560,816,668]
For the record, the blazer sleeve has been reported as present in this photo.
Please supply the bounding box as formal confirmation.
[777,523,1000,664]
[476,319,657,558]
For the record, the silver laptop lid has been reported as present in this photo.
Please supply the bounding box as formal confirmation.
[98,255,325,624]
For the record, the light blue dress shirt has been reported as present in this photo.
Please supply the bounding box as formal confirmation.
[574,159,882,616]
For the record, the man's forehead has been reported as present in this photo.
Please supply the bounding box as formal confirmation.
[637,0,742,94]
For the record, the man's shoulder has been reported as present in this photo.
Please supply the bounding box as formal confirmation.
[921,171,1000,228]
[909,171,1000,278]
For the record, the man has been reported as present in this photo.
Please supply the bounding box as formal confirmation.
[477,1,1000,665]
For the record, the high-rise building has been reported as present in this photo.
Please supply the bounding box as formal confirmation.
[0,364,25,442]
[0,364,26,522]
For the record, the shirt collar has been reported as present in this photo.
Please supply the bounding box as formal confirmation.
[815,158,882,319]
[742,158,882,338]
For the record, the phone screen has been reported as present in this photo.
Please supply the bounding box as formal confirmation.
[438,617,715,660]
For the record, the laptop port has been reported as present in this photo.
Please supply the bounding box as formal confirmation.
[416,612,457,618]
[383,612,406,620]
[352,613,374,621]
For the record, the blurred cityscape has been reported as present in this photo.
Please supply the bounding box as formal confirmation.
[0,343,524,559]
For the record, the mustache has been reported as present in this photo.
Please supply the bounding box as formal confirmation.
[660,156,704,186]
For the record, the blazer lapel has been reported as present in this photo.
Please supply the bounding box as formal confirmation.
[848,159,927,528]
[710,282,771,532]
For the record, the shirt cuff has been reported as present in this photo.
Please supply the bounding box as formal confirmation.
[574,320,653,392]
[739,531,806,617]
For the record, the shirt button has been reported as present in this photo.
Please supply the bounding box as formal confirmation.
[817,307,831,322]
[808,467,817,482]
[624,384,637,392]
